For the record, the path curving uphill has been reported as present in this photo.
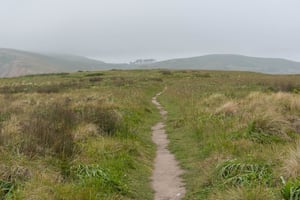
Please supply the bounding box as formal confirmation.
[151,88,186,200]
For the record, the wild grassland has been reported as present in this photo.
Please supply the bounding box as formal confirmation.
[0,70,163,199]
[1,69,300,199]
[158,70,300,199]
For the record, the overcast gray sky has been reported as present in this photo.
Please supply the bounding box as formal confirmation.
[1,0,300,62]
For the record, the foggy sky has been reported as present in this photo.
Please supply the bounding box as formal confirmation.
[1,0,300,62]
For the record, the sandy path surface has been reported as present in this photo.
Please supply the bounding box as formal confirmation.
[151,89,186,200]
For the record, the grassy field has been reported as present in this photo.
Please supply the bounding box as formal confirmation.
[0,70,164,199]
[1,69,300,199]
[158,70,300,199]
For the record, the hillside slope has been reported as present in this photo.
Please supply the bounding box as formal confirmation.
[2,49,300,77]
[145,54,300,74]
[0,48,121,77]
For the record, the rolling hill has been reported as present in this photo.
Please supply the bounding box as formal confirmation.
[0,48,123,77]
[144,54,300,74]
[1,49,300,77]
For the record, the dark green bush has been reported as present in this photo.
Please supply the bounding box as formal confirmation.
[85,73,104,77]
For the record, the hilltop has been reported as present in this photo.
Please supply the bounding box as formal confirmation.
[144,54,300,74]
[0,48,124,77]
[1,49,300,77]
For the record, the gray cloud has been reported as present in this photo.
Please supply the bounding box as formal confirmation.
[1,0,300,62]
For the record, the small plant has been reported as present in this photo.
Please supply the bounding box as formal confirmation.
[0,179,15,199]
[217,159,272,186]
[281,177,300,200]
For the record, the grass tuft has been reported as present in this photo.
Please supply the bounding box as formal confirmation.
[216,159,272,186]
[281,177,300,200]
[20,103,77,158]
[70,164,128,193]
[282,141,300,178]
[76,105,122,135]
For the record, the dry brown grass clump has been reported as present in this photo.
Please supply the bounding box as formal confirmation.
[249,113,291,139]
[0,164,31,183]
[209,186,276,200]
[282,141,300,178]
[77,104,122,135]
[215,101,239,116]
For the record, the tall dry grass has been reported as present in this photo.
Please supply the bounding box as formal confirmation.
[20,103,77,159]
[282,141,300,178]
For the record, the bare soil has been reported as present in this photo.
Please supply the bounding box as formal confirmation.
[151,89,186,200]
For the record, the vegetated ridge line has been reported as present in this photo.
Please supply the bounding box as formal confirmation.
[151,87,186,200]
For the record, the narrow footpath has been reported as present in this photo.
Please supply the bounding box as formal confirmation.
[151,88,186,200]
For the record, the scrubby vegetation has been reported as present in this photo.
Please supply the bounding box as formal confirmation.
[0,70,163,199]
[1,69,300,199]
[158,71,300,199]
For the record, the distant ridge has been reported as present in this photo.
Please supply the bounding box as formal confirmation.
[143,54,300,74]
[0,48,123,77]
[1,48,300,77]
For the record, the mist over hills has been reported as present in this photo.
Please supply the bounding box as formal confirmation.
[143,54,300,74]
[1,48,300,77]
[0,48,124,77]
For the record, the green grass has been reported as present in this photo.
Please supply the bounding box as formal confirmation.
[158,70,300,199]
[0,70,163,199]
[1,69,300,199]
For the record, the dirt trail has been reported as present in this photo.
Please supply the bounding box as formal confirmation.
[151,88,186,200]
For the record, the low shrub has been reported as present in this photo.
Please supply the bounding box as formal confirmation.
[76,105,122,135]
[267,81,300,93]
[0,85,32,94]
[247,114,291,143]
[85,73,104,77]
[111,77,134,87]
[159,70,172,75]
[89,77,103,82]
[20,103,77,158]
[149,77,163,82]
[194,73,211,78]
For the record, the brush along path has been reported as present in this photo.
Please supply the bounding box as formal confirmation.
[151,88,186,200]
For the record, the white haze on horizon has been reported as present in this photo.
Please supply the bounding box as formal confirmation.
[1,0,300,62]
